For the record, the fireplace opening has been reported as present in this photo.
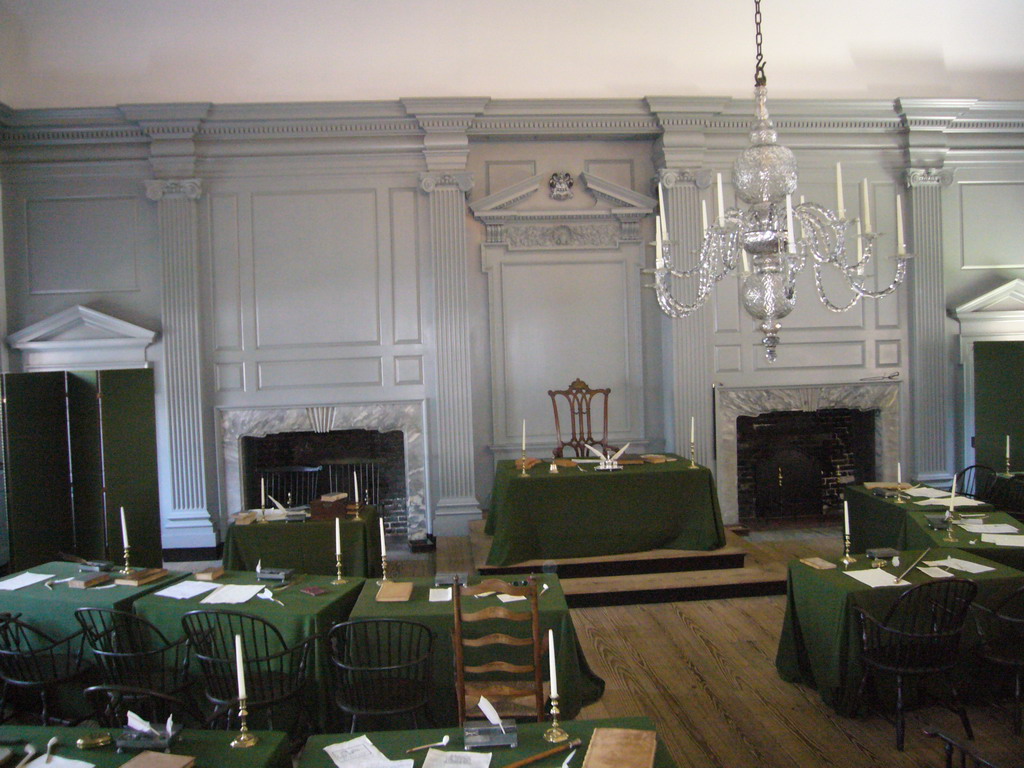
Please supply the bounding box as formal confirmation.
[737,408,876,523]
[240,428,408,533]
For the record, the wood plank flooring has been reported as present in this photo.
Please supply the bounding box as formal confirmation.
[422,526,1024,768]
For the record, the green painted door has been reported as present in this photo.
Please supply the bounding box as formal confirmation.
[974,341,1024,471]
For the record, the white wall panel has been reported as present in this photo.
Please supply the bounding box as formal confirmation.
[389,188,422,345]
[208,193,243,351]
[257,356,383,389]
[960,182,1024,269]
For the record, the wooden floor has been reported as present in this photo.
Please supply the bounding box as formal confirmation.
[394,527,1024,768]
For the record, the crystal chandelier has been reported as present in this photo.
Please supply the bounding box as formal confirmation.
[649,0,910,362]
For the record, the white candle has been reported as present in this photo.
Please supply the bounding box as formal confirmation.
[843,500,850,538]
[897,461,902,485]
[951,476,957,502]
[547,628,559,699]
[1006,434,1011,461]
[785,194,796,254]
[835,162,845,217]
[855,218,864,272]
[353,472,360,505]
[690,416,695,445]
[120,506,129,549]
[657,183,668,238]
[716,173,725,226]
[335,516,341,557]
[235,634,246,701]
[701,200,709,235]
[379,516,387,561]
[896,194,906,255]
[742,251,751,274]
[521,419,526,454]
[860,179,872,232]
[654,215,664,269]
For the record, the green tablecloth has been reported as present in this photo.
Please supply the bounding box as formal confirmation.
[0,725,290,768]
[775,547,1024,716]
[485,457,726,566]
[347,574,604,726]
[298,716,677,768]
[132,572,364,726]
[222,510,382,578]
[0,562,187,644]
[904,509,1024,569]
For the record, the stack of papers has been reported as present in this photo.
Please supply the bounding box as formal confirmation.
[956,523,1019,534]
[154,581,221,600]
[981,533,1024,547]
[199,584,265,604]
[844,569,910,588]
[924,557,995,573]
[323,735,414,768]
[915,496,988,508]
[0,572,54,591]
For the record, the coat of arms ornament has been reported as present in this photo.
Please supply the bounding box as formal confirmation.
[548,172,574,200]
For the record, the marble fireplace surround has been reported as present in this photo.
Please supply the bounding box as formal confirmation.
[218,401,428,536]
[714,382,900,525]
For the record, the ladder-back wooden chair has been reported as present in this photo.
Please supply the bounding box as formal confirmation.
[452,578,544,726]
[548,378,613,458]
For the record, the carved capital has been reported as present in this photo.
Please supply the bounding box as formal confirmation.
[145,178,202,201]
[904,168,954,188]
[656,169,713,190]
[419,172,474,195]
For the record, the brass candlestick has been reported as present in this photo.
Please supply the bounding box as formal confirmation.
[840,534,856,567]
[230,698,258,748]
[520,447,528,476]
[1007,455,1013,475]
[332,552,347,585]
[381,554,389,582]
[689,441,697,468]
[121,545,132,575]
[544,695,569,743]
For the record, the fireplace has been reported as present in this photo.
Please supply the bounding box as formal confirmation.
[736,408,876,521]
[218,402,428,537]
[713,382,900,525]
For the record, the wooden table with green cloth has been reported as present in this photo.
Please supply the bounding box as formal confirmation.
[775,547,1024,716]
[0,561,187,647]
[222,509,382,578]
[298,716,677,768]
[485,456,726,566]
[132,571,365,727]
[0,725,291,768]
[346,574,604,727]
[903,508,1024,569]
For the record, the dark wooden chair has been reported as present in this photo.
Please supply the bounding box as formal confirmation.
[180,609,314,743]
[855,578,978,751]
[0,613,91,725]
[257,465,322,508]
[922,728,1003,768]
[325,618,432,732]
[74,608,197,715]
[954,465,999,501]
[85,684,206,728]
[972,584,1024,735]
[452,577,544,726]
[548,378,614,458]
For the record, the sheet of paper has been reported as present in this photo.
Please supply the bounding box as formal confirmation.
[24,754,96,768]
[323,735,412,768]
[423,748,491,768]
[904,486,951,499]
[917,496,988,508]
[199,583,264,604]
[956,523,1020,534]
[918,566,954,579]
[924,557,995,573]
[497,593,525,603]
[429,587,452,602]
[154,580,221,599]
[844,569,910,588]
[0,571,55,591]
[981,533,1024,548]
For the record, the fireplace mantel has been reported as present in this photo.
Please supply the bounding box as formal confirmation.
[713,382,900,525]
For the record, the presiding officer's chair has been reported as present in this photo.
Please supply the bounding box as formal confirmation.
[548,378,615,458]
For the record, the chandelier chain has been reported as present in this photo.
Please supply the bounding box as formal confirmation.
[753,0,766,86]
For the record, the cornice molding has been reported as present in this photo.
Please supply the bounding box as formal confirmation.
[145,178,203,200]
[419,172,473,194]
[904,168,954,188]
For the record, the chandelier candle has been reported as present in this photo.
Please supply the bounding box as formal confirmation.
[835,162,845,218]
[860,179,872,232]
[896,194,906,255]
[716,173,725,226]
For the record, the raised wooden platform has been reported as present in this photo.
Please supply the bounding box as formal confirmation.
[469,519,788,607]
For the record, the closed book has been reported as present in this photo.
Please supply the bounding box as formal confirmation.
[376,580,414,602]
[118,750,195,768]
[581,728,656,768]
[114,568,168,586]
[68,572,112,589]
[194,566,224,581]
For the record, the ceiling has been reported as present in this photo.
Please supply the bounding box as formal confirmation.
[2,0,1023,111]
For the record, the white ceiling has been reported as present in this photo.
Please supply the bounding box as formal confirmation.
[2,0,1023,110]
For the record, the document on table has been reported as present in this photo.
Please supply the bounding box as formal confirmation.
[918,566,954,579]
[429,587,452,602]
[154,580,221,600]
[904,486,952,499]
[323,735,413,768]
[956,523,1020,534]
[924,557,995,573]
[423,748,491,768]
[0,571,55,591]
[496,583,550,602]
[981,533,1024,547]
[845,569,911,588]
[915,496,987,508]
[199,584,265,604]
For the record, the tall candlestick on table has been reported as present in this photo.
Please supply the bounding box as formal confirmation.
[379,516,388,580]
[544,627,567,743]
[548,628,558,699]
[235,634,246,700]
[897,461,902,485]
[520,419,528,476]
[120,506,129,549]
[335,517,341,556]
[841,500,856,566]
[353,472,360,507]
[230,633,257,748]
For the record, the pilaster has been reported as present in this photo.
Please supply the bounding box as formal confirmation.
[658,169,716,463]
[419,171,481,534]
[145,178,215,547]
